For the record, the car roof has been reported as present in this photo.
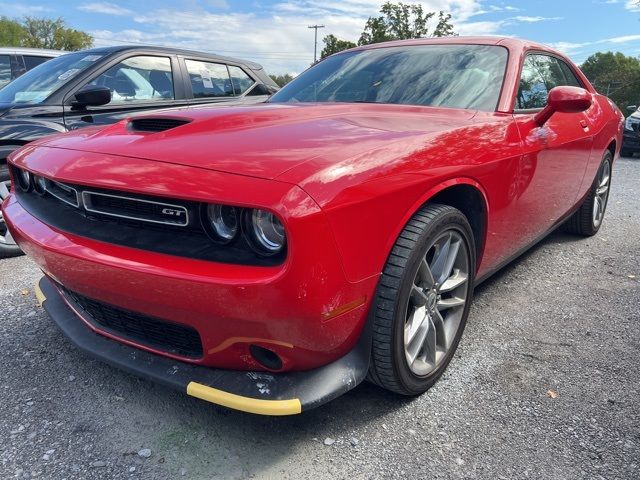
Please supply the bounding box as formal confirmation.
[0,47,64,56]
[74,45,264,70]
[350,36,562,56]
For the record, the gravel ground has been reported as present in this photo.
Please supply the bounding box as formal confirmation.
[1,157,638,480]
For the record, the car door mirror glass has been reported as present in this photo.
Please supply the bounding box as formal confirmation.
[73,85,112,107]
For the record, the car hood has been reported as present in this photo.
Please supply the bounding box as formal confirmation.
[35,103,478,180]
[0,102,16,117]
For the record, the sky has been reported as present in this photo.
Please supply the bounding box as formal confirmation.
[1,0,640,74]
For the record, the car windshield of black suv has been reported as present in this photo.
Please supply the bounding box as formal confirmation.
[0,52,105,104]
[269,45,508,112]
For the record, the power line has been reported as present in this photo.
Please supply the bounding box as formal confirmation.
[308,24,325,63]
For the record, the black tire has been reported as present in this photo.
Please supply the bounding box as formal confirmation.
[563,150,612,237]
[367,204,476,395]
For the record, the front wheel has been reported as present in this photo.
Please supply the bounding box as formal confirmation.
[564,150,612,237]
[367,204,476,395]
[0,177,24,259]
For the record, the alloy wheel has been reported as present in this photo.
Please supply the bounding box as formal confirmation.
[403,229,470,376]
[0,179,16,247]
[592,160,610,229]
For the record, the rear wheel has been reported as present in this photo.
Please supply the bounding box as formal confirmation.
[368,204,475,395]
[564,150,612,237]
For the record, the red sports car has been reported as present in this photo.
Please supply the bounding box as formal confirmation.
[2,37,623,415]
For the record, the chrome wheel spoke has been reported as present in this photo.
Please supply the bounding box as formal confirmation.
[429,233,451,285]
[423,316,437,365]
[405,309,429,364]
[432,309,447,348]
[439,269,467,293]
[596,184,609,196]
[410,285,428,307]
[417,258,435,289]
[437,296,465,311]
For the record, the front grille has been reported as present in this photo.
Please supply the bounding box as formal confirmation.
[47,180,79,207]
[62,287,203,358]
[10,167,285,266]
[82,190,189,226]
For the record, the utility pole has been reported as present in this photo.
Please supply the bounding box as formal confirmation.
[308,24,325,63]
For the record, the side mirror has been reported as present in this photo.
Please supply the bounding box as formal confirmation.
[72,85,111,108]
[627,105,637,113]
[534,86,592,126]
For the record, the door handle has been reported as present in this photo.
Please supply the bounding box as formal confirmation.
[580,120,588,129]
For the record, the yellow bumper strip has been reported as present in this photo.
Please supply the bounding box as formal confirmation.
[186,381,302,416]
[34,279,47,306]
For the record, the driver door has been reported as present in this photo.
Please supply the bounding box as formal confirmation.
[63,54,189,131]
[511,53,594,245]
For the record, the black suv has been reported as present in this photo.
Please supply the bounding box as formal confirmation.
[622,106,640,157]
[0,45,278,257]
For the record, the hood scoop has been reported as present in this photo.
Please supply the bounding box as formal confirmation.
[129,117,192,133]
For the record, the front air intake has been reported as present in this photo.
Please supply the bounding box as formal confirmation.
[130,117,191,132]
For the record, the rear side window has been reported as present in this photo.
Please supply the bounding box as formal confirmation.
[228,65,254,95]
[23,55,51,70]
[0,55,10,88]
[517,54,574,110]
[88,55,174,104]
[557,60,582,87]
[185,60,232,98]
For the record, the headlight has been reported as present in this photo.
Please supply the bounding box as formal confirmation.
[247,209,286,255]
[16,169,31,191]
[205,204,239,243]
[33,175,47,195]
[625,116,639,131]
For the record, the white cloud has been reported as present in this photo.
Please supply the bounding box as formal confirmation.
[625,0,640,10]
[0,2,51,15]
[78,2,133,16]
[508,15,562,23]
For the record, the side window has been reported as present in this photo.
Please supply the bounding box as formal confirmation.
[23,55,51,71]
[557,60,582,88]
[0,55,10,88]
[517,54,582,110]
[228,65,254,95]
[517,55,549,109]
[247,83,275,96]
[88,56,174,104]
[185,60,232,98]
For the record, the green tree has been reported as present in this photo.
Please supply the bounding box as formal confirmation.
[320,34,357,59]
[358,2,456,45]
[581,51,640,113]
[21,17,93,50]
[0,16,27,46]
[270,73,295,87]
[319,2,456,62]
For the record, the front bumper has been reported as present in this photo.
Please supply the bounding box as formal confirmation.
[3,147,377,371]
[622,131,640,152]
[36,276,371,415]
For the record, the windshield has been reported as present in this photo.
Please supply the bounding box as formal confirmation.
[0,51,105,104]
[270,45,508,111]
